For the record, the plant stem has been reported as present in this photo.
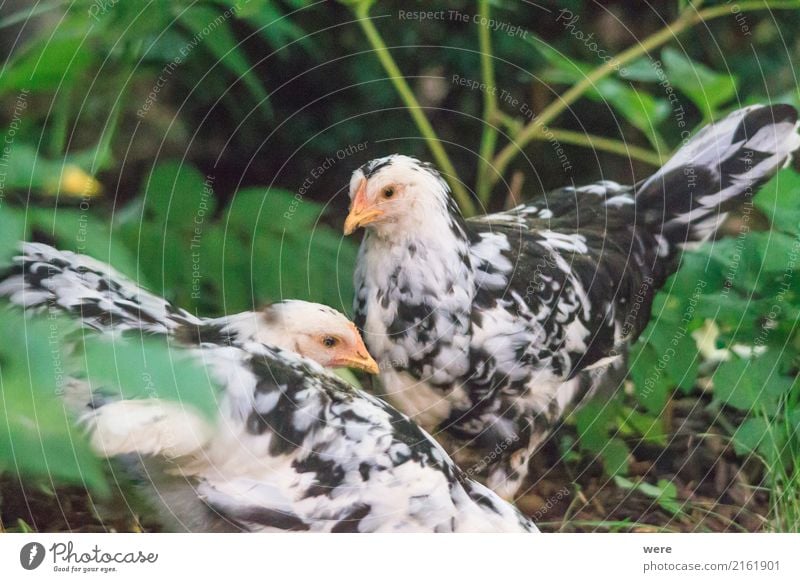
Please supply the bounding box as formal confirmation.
[475,0,498,204]
[488,0,800,189]
[546,128,665,167]
[352,5,476,215]
[496,110,663,167]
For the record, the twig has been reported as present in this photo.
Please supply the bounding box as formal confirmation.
[504,170,525,209]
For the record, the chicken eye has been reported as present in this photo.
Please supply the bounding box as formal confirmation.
[383,187,395,199]
[323,336,338,348]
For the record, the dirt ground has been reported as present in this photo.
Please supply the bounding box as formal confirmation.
[518,397,771,532]
[0,396,771,533]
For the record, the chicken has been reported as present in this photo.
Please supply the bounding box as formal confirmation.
[344,104,800,499]
[0,242,536,532]
[0,242,378,373]
[78,339,536,532]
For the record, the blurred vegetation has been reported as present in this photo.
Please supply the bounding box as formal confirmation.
[1,0,800,531]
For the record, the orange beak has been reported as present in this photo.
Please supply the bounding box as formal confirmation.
[344,178,384,235]
[333,323,380,374]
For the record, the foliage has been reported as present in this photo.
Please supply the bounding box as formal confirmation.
[0,309,109,495]
[0,307,220,496]
[615,169,800,525]
[1,0,800,530]
[0,205,221,496]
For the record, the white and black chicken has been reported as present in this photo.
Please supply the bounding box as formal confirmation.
[344,104,800,498]
[0,243,536,532]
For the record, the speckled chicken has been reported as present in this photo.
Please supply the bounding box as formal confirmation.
[0,242,535,532]
[344,104,800,498]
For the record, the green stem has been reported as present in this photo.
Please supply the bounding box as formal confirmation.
[497,110,663,167]
[475,0,498,204]
[489,0,800,189]
[352,4,476,215]
[545,128,664,167]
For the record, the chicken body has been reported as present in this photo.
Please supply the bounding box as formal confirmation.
[347,105,800,498]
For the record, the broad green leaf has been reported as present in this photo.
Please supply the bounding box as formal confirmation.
[0,368,109,495]
[139,161,216,229]
[235,2,312,53]
[594,80,670,149]
[119,221,190,306]
[226,187,320,235]
[200,226,253,313]
[732,416,770,456]
[0,205,28,266]
[754,168,800,234]
[601,438,629,476]
[661,48,737,116]
[576,398,618,452]
[0,36,93,94]
[304,228,357,310]
[0,312,108,494]
[643,320,699,393]
[619,58,663,82]
[619,408,668,445]
[733,416,789,468]
[81,335,220,420]
[529,37,668,148]
[713,352,795,416]
[629,343,673,414]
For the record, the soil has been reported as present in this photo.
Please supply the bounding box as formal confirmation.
[0,397,772,533]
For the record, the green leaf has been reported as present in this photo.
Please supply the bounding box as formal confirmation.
[733,416,789,468]
[0,312,108,494]
[234,1,311,53]
[139,161,216,229]
[733,417,770,455]
[754,168,800,234]
[629,343,673,414]
[614,476,682,515]
[661,48,738,116]
[594,80,670,150]
[576,398,618,452]
[643,321,699,393]
[226,187,319,235]
[332,367,363,388]
[602,438,629,476]
[619,58,663,82]
[81,335,220,420]
[529,37,668,149]
[0,205,28,267]
[619,408,668,445]
[0,35,93,94]
[713,352,795,416]
[199,226,253,313]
